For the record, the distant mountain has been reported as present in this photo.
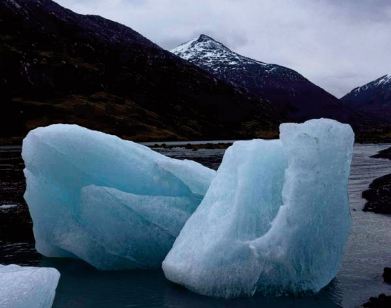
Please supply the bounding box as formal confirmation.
[0,0,278,142]
[341,75,391,120]
[172,34,356,122]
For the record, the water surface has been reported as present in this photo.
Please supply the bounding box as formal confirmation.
[0,143,390,307]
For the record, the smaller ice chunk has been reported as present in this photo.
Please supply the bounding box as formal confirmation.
[163,119,354,298]
[23,124,215,270]
[0,264,60,308]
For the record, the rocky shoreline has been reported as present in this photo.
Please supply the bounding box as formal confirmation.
[362,174,391,214]
[362,268,391,307]
[363,146,391,214]
[362,147,391,307]
[371,146,391,160]
[150,142,233,150]
[363,293,391,308]
[0,146,34,243]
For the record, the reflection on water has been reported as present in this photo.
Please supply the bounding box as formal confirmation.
[43,259,342,308]
[1,143,390,307]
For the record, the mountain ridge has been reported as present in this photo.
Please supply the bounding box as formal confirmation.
[0,0,278,142]
[341,74,391,121]
[0,1,388,143]
[172,34,359,123]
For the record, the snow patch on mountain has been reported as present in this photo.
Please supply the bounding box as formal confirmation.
[171,34,305,86]
[341,74,391,121]
[349,74,391,96]
[172,35,264,67]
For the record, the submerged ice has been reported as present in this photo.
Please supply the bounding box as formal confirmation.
[23,124,215,270]
[163,119,354,298]
[0,264,60,308]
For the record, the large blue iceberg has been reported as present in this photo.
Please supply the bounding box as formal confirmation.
[163,119,354,298]
[0,264,60,308]
[23,124,215,270]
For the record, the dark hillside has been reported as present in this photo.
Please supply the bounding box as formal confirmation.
[0,0,278,142]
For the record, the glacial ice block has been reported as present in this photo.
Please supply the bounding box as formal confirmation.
[0,264,60,308]
[163,119,354,298]
[22,124,215,270]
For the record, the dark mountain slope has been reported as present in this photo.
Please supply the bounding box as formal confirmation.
[341,75,391,121]
[0,0,278,142]
[172,35,359,123]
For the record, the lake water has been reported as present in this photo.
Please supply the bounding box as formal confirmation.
[0,143,390,307]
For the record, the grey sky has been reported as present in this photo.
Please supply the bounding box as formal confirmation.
[56,0,391,97]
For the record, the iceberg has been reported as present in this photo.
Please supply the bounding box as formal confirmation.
[22,124,215,270]
[163,119,354,298]
[0,264,60,308]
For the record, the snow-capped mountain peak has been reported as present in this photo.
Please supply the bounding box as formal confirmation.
[171,34,351,122]
[172,34,266,69]
[341,74,391,120]
[171,34,323,93]
[347,74,391,97]
[374,74,391,86]
[172,34,230,58]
